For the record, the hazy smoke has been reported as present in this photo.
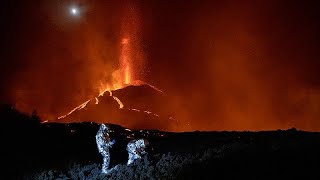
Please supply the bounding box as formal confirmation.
[143,1,320,131]
[3,1,320,131]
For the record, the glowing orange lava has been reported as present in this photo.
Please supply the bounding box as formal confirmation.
[97,37,133,96]
[58,100,90,119]
[96,3,142,95]
[108,90,124,109]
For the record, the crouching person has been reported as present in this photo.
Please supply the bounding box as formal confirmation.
[96,124,115,174]
[127,139,149,165]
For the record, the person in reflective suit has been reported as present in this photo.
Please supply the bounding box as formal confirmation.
[96,124,115,174]
[126,139,149,165]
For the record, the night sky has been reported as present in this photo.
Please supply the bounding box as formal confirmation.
[1,0,320,131]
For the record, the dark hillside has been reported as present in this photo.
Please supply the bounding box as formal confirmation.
[1,105,320,179]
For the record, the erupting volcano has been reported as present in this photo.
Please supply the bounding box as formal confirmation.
[56,81,176,131]
[3,1,320,179]
[54,3,176,131]
[3,1,320,132]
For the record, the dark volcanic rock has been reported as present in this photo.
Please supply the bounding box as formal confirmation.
[2,105,320,179]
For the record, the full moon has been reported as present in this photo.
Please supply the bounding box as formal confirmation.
[70,7,79,16]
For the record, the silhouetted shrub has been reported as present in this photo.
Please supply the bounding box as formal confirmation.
[29,144,234,179]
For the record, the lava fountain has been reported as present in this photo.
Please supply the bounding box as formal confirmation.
[97,2,144,95]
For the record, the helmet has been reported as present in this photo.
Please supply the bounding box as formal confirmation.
[100,123,109,131]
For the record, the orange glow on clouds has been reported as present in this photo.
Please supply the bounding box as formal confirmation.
[8,1,320,132]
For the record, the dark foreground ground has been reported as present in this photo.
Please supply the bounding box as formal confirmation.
[1,104,320,179]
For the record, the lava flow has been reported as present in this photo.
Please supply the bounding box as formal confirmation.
[106,90,124,109]
[58,100,90,120]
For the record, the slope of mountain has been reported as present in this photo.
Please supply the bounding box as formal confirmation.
[56,83,179,131]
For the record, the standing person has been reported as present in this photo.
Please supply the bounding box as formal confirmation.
[96,124,115,174]
[126,139,149,165]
